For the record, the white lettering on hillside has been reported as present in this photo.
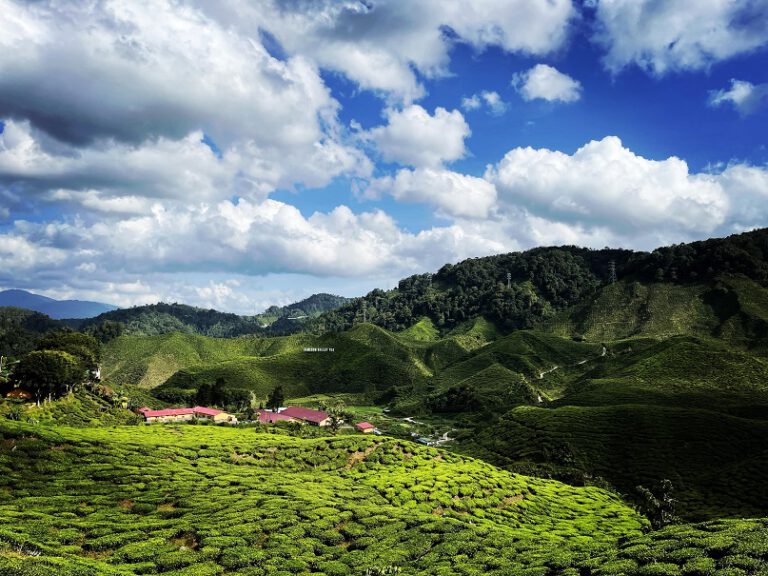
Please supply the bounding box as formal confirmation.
[303,347,335,353]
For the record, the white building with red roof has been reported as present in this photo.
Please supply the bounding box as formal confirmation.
[280,406,331,426]
[139,406,236,424]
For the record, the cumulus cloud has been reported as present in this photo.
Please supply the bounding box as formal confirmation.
[0,0,370,200]
[591,0,768,75]
[709,79,768,116]
[368,168,498,219]
[202,0,577,102]
[461,91,508,115]
[513,64,582,103]
[366,105,470,167]
[486,136,768,238]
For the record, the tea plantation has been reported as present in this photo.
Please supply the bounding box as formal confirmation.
[2,422,768,575]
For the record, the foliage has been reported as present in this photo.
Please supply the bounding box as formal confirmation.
[35,331,101,372]
[0,421,648,575]
[0,307,66,360]
[637,479,678,530]
[10,350,82,402]
[267,385,285,411]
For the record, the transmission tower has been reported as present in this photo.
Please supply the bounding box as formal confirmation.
[608,260,617,284]
[506,272,512,289]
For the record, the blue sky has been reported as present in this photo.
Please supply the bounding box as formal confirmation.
[0,0,766,313]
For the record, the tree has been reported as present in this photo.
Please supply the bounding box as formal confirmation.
[11,350,82,404]
[196,383,214,406]
[266,385,284,412]
[36,331,101,375]
[636,479,677,530]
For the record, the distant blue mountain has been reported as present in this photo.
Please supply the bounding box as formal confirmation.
[0,289,117,319]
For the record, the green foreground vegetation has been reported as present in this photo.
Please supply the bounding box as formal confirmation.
[2,421,767,576]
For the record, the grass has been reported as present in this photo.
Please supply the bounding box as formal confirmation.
[0,420,649,575]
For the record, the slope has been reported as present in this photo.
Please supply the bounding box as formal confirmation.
[103,325,428,400]
[0,421,647,576]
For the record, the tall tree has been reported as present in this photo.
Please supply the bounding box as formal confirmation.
[11,350,81,404]
[266,385,284,412]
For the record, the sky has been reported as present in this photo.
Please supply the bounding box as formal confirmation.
[0,0,767,314]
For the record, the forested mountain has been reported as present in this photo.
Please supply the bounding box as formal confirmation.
[311,228,768,334]
[0,289,116,319]
[77,293,350,339]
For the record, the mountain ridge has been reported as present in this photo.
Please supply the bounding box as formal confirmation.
[0,289,117,319]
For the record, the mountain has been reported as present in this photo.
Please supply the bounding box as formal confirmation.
[0,289,116,319]
[77,293,350,338]
[310,227,768,336]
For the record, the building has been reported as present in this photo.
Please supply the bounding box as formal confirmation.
[256,410,296,424]
[280,406,331,426]
[356,422,375,434]
[140,406,237,424]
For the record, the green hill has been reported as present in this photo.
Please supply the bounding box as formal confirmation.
[464,403,768,520]
[0,420,643,575]
[543,276,768,346]
[310,228,768,336]
[3,421,768,576]
[103,327,428,401]
[77,293,350,339]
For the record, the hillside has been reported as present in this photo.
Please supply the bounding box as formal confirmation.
[102,326,427,400]
[77,293,350,339]
[0,289,116,319]
[309,227,768,336]
[0,420,640,575]
[3,422,768,576]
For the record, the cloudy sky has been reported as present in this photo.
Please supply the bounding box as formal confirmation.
[1,0,767,313]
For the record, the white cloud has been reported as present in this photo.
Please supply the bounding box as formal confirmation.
[513,64,582,103]
[369,168,498,219]
[366,105,470,167]
[486,136,768,240]
[461,91,508,115]
[591,0,768,75]
[202,0,577,102]
[0,0,370,198]
[709,79,768,116]
[487,136,741,235]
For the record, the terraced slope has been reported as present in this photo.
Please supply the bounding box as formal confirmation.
[465,403,768,520]
[0,422,646,576]
[543,277,768,347]
[103,326,426,397]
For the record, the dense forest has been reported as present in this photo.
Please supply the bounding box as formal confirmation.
[310,228,768,334]
[76,293,350,340]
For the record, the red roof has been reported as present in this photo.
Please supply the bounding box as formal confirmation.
[138,407,152,414]
[192,406,223,416]
[356,422,375,431]
[281,406,329,424]
[257,410,295,424]
[143,408,194,418]
[141,406,223,419]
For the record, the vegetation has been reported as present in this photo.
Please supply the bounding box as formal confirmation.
[0,421,649,575]
[0,307,66,359]
[75,293,350,340]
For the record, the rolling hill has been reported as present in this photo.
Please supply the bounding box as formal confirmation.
[77,293,350,338]
[2,421,767,576]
